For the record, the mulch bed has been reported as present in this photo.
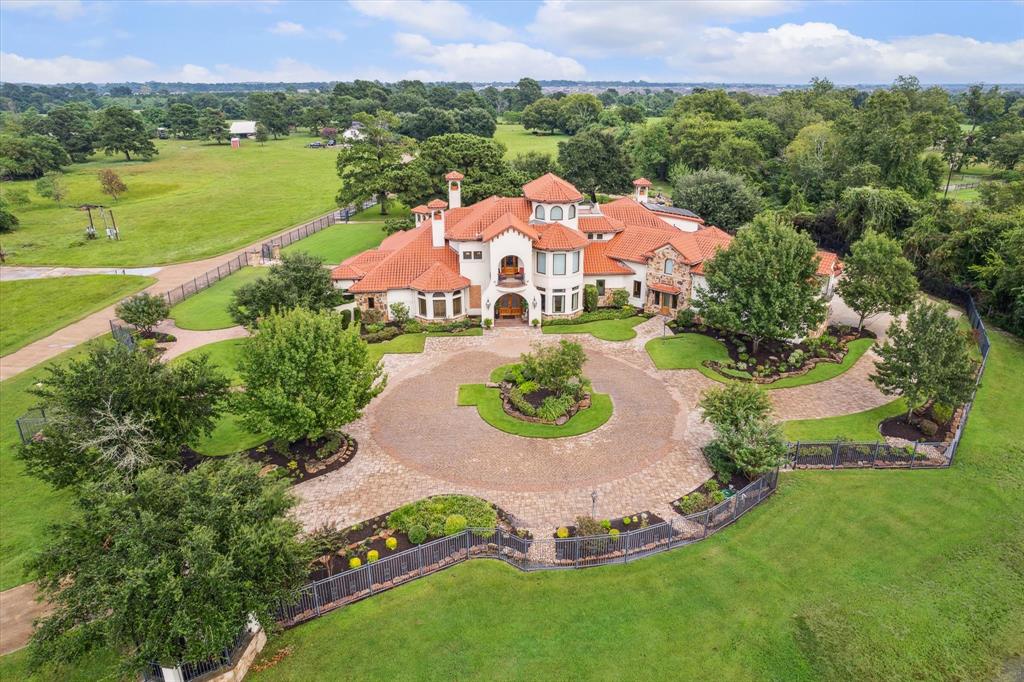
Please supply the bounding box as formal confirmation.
[879,404,953,442]
[553,511,666,539]
[140,330,177,343]
[180,432,358,484]
[497,382,590,425]
[551,511,667,562]
[670,472,751,518]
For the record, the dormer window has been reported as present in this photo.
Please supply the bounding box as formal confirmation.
[550,206,563,220]
[535,205,546,220]
[665,259,675,275]
[569,205,576,219]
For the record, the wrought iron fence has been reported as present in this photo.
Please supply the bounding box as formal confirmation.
[786,439,951,470]
[109,319,137,350]
[15,407,47,444]
[142,627,251,682]
[275,472,778,628]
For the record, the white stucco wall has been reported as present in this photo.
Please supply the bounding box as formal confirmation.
[653,214,702,232]
[451,240,491,287]
[530,201,580,230]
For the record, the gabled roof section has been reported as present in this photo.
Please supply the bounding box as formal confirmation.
[408,262,470,292]
[815,250,843,277]
[584,240,633,275]
[604,224,677,263]
[481,212,540,242]
[445,196,532,240]
[348,224,462,293]
[578,215,626,234]
[633,177,652,187]
[649,281,681,295]
[411,204,430,215]
[601,197,679,231]
[331,249,390,281]
[534,223,589,251]
[522,173,583,203]
[426,198,448,210]
[444,170,464,181]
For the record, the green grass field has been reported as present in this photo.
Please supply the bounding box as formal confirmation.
[1,138,339,267]
[0,275,154,356]
[783,398,908,441]
[366,329,483,363]
[281,222,386,264]
[494,124,569,158]
[542,316,646,341]
[457,383,613,438]
[172,338,245,386]
[169,266,265,330]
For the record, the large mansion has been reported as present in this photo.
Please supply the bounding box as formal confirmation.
[331,172,842,325]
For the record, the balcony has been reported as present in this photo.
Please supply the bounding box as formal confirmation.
[497,265,526,289]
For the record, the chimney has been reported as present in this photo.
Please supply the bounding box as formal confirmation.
[633,177,652,204]
[427,198,447,247]
[445,170,464,209]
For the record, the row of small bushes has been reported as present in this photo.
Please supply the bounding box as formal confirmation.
[386,495,497,543]
[543,305,638,327]
[674,479,727,515]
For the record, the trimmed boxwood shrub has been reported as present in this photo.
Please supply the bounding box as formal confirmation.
[583,284,599,312]
[387,495,497,540]
[367,549,380,563]
[349,557,362,569]
[340,309,352,329]
[385,536,398,551]
[556,527,570,538]
[543,306,637,326]
[407,524,427,545]
[362,326,401,343]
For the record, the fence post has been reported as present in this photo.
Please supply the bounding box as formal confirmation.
[702,509,710,538]
[312,585,321,617]
[418,546,424,576]
[623,533,630,563]
[667,519,674,550]
[793,441,800,469]
[910,441,918,469]
[831,440,841,469]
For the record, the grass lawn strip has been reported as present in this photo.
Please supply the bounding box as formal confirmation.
[457,384,613,438]
[281,222,386,264]
[3,138,340,267]
[493,124,570,157]
[172,338,245,386]
[168,266,265,330]
[542,316,646,341]
[366,329,482,364]
[783,398,908,442]
[0,275,154,357]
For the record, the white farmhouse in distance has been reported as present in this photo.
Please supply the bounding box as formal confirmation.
[229,120,257,138]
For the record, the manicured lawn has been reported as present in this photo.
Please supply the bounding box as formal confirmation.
[242,328,1024,681]
[191,411,267,457]
[0,647,118,682]
[783,398,907,442]
[348,202,409,223]
[0,274,154,357]
[172,338,246,385]
[366,329,482,364]
[494,124,569,158]
[646,334,874,390]
[457,383,613,438]
[281,222,386,264]
[169,266,265,330]
[542,316,646,341]
[2,138,339,267]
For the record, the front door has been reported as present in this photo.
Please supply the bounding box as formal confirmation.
[500,256,520,278]
[497,294,524,319]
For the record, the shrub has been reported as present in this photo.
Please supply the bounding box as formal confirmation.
[508,386,538,417]
[361,327,401,343]
[702,478,720,494]
[600,519,612,530]
[932,402,953,424]
[575,516,604,537]
[538,394,574,421]
[360,308,384,325]
[675,307,696,328]
[349,557,361,569]
[739,352,749,362]
[315,432,343,459]
[387,495,497,539]
[340,309,352,329]
[518,379,539,394]
[364,323,385,333]
[407,524,427,545]
[608,528,620,540]
[622,516,631,525]
[367,549,379,563]
[583,284,599,312]
[542,308,635,326]
[116,293,170,334]
[385,536,398,551]
[403,320,423,334]
[699,382,773,431]
[519,340,587,398]
[919,419,939,437]
[444,514,468,536]
[556,526,570,538]
[531,319,540,327]
[611,289,630,307]
[677,492,707,514]
[483,318,493,329]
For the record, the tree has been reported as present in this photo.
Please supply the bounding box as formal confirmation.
[709,136,765,177]
[512,77,543,110]
[397,133,518,207]
[671,89,744,121]
[167,102,200,139]
[987,131,1024,170]
[671,169,761,232]
[698,383,773,432]
[618,104,645,124]
[389,301,410,325]
[519,340,587,398]
[97,168,127,201]
[115,292,169,334]
[34,172,68,206]
[95,105,158,161]
[625,120,671,181]
[197,108,230,143]
[229,251,342,327]
[522,98,561,134]
[783,121,843,203]
[837,230,918,330]
[42,102,96,161]
[836,186,918,244]
[704,419,788,479]
[27,458,307,676]
[17,343,230,489]
[255,122,269,146]
[399,107,457,141]
[511,151,559,179]
[557,94,603,135]
[557,129,631,202]
[238,308,385,444]
[336,111,406,215]
[247,92,289,138]
[669,114,734,170]
[0,134,71,179]
[695,214,827,354]
[455,107,497,137]
[0,195,19,233]
[870,301,977,422]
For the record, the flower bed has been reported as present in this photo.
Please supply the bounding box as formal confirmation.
[551,512,666,562]
[542,305,643,327]
[669,321,875,384]
[879,401,956,443]
[182,431,357,484]
[670,476,749,516]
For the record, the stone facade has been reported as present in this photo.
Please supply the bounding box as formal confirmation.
[644,245,692,315]
[356,292,389,320]
[207,627,266,682]
[597,287,629,307]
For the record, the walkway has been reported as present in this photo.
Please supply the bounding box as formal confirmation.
[155,320,249,363]
[0,583,50,655]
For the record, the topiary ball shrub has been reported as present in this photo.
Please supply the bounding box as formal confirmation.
[600,519,611,530]
[385,536,398,551]
[556,526,570,538]
[349,557,362,569]
[367,550,379,563]
[444,514,468,536]
[609,528,620,540]
[408,524,428,545]
[622,516,631,526]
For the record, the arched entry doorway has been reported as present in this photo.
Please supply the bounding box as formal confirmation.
[495,293,528,324]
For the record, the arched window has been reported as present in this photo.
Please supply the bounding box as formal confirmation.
[665,259,675,275]
[568,205,576,219]
[550,206,564,220]
[417,293,427,317]
[432,292,447,319]
[535,204,546,220]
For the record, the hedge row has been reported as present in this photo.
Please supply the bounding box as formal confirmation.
[543,306,638,327]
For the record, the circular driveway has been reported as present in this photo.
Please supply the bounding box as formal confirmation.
[371,343,685,492]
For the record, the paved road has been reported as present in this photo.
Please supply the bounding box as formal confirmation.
[0,266,163,281]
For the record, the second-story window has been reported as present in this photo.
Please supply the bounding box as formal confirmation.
[553,253,566,275]
[550,206,563,220]
[535,204,546,220]
[569,205,576,219]
[536,252,546,274]
[665,259,675,275]
[572,250,580,273]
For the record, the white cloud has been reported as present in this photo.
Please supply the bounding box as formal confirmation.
[350,0,513,40]
[322,29,346,43]
[1,0,85,21]
[529,0,799,57]
[666,23,1024,83]
[393,33,586,81]
[269,20,305,35]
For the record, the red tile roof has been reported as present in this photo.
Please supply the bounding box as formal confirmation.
[330,250,390,281]
[534,223,589,251]
[411,204,430,215]
[444,196,532,240]
[633,177,652,187]
[601,197,680,231]
[408,261,470,292]
[481,212,540,242]
[348,224,461,293]
[604,224,677,263]
[667,227,733,274]
[578,215,626,234]
[649,281,681,295]
[444,170,464,181]
[522,173,583,203]
[584,240,634,275]
[815,250,842,277]
[426,199,448,210]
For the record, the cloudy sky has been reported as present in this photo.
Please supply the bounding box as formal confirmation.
[1,0,1022,85]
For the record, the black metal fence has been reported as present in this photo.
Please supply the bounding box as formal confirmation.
[109,319,137,350]
[15,408,47,444]
[275,472,778,628]
[786,439,951,469]
[160,199,377,307]
[143,627,252,682]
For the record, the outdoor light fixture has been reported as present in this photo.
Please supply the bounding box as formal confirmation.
[485,298,491,309]
[532,296,538,308]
